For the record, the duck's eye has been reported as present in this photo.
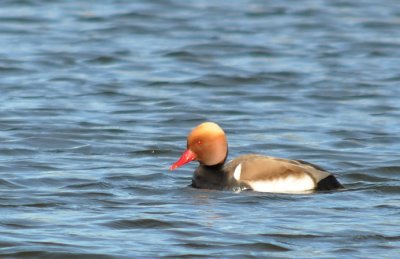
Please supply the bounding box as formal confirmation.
[196,140,202,145]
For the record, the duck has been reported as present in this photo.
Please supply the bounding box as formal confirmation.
[170,122,343,193]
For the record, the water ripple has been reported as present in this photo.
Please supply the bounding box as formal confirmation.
[0,0,399,258]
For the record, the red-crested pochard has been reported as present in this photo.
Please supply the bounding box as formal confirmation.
[170,122,343,193]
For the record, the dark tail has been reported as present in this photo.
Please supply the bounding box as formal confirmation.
[316,175,343,191]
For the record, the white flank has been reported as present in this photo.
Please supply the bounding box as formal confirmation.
[249,175,315,193]
[233,163,242,181]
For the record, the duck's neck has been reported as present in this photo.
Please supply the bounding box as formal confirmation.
[191,162,228,190]
[201,162,225,172]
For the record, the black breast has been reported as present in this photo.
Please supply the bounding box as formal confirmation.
[191,165,231,190]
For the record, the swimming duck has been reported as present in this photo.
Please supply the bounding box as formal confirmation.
[170,122,342,193]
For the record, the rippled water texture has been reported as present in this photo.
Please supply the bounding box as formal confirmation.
[1,0,400,258]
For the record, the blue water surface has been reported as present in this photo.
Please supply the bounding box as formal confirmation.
[1,0,400,258]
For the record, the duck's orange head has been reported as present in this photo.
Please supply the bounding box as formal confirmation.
[170,122,228,170]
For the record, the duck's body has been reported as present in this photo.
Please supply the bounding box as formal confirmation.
[170,122,342,193]
[192,155,342,193]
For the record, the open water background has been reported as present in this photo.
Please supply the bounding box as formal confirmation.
[1,0,400,258]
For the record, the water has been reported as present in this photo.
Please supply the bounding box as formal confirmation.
[1,0,400,258]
